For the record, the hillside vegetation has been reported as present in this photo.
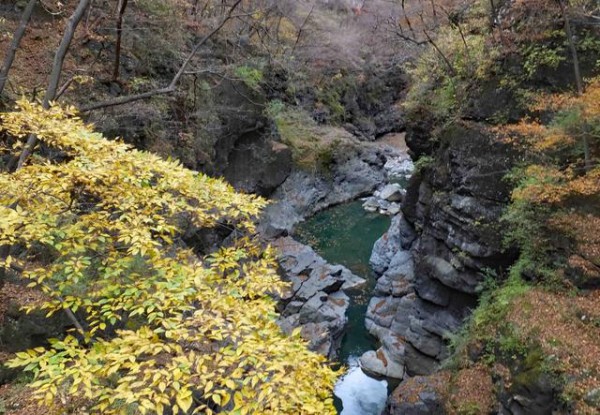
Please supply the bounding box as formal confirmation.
[394,0,600,412]
[1,0,599,414]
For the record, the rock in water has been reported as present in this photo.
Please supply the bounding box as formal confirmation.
[272,237,365,358]
[334,363,388,415]
[360,347,405,379]
[379,183,404,202]
[384,157,414,180]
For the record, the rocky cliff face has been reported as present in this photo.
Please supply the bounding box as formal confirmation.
[363,120,522,380]
[97,78,293,197]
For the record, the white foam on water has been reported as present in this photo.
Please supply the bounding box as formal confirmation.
[334,357,388,415]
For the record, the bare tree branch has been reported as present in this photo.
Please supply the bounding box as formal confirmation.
[292,5,315,55]
[0,0,37,96]
[80,0,243,113]
[16,0,92,170]
[55,75,76,100]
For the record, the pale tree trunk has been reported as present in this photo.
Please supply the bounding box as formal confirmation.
[0,0,37,96]
[15,0,92,170]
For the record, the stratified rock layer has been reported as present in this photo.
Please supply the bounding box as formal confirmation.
[364,122,521,383]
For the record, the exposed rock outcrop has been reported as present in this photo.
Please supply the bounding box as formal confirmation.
[383,374,450,415]
[384,366,499,415]
[364,121,521,383]
[272,237,365,358]
[260,143,403,237]
[97,78,292,197]
[399,121,521,368]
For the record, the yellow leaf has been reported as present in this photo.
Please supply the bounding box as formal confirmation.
[176,390,193,413]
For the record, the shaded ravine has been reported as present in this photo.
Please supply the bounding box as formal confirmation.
[294,201,396,415]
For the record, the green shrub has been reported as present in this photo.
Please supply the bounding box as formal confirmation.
[523,43,566,79]
[457,402,481,415]
[413,155,434,173]
[234,65,264,90]
[404,17,500,121]
[266,101,345,172]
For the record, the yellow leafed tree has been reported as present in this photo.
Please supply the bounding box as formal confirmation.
[0,100,339,414]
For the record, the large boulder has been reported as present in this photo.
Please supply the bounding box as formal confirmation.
[360,346,405,379]
[222,137,292,196]
[379,183,404,202]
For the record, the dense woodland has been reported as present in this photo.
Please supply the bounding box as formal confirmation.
[0,0,599,414]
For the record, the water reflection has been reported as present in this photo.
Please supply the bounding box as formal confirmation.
[334,357,388,415]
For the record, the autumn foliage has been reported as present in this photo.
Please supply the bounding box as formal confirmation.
[500,79,600,285]
[0,101,339,414]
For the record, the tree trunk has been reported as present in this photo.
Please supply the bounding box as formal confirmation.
[0,0,37,96]
[559,0,584,95]
[16,0,92,170]
[489,0,496,29]
[112,0,129,81]
[559,0,591,171]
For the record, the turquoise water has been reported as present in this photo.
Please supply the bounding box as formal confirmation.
[294,202,390,360]
[294,201,392,413]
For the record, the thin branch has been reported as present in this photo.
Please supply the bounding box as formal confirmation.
[421,28,456,76]
[390,29,428,45]
[80,0,243,113]
[0,0,37,96]
[16,0,92,170]
[60,299,88,337]
[440,6,470,63]
[292,5,314,55]
[55,75,76,100]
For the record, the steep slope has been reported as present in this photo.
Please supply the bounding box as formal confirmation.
[370,1,600,413]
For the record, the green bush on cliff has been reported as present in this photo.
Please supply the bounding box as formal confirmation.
[404,20,500,120]
[234,65,264,90]
[266,100,344,172]
[523,42,567,79]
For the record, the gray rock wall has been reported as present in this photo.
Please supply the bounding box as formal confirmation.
[364,121,522,380]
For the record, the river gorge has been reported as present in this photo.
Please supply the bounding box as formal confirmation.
[264,134,413,414]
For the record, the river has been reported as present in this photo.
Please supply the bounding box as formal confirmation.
[294,201,396,415]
